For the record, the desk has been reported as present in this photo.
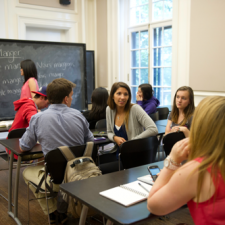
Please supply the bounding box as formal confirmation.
[156,124,166,135]
[0,126,11,132]
[60,161,164,225]
[155,119,167,127]
[0,138,42,225]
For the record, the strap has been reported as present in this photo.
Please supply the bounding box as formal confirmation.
[70,157,93,168]
[58,146,76,161]
[35,174,45,194]
[83,142,94,157]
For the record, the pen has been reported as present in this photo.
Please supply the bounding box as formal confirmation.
[138,182,149,193]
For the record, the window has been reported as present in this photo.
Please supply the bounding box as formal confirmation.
[128,0,173,105]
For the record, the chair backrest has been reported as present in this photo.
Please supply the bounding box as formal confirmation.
[149,111,159,122]
[157,107,169,120]
[119,136,159,169]
[44,144,98,184]
[8,128,26,139]
[95,119,106,129]
[89,120,98,130]
[163,132,185,156]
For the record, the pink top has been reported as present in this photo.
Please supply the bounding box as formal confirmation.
[187,158,225,225]
[20,78,39,99]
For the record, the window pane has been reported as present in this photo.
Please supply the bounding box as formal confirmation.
[140,30,148,48]
[163,47,172,66]
[140,49,148,67]
[153,68,162,86]
[153,1,163,21]
[131,50,140,67]
[153,27,162,47]
[153,48,162,66]
[140,69,148,83]
[131,86,138,103]
[163,68,171,86]
[153,87,171,105]
[164,26,172,46]
[130,7,140,25]
[140,0,148,4]
[131,69,139,85]
[140,5,149,23]
[131,32,139,49]
[130,0,139,7]
[164,0,173,19]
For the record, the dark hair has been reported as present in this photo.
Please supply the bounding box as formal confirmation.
[108,82,133,130]
[89,87,109,120]
[20,59,38,84]
[171,86,195,125]
[139,83,153,100]
[47,78,76,104]
[33,94,47,100]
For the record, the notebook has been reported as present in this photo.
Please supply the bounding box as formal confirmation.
[0,120,13,128]
[99,181,152,206]
[137,175,154,185]
[92,130,107,137]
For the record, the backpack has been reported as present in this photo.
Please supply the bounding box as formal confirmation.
[57,142,102,218]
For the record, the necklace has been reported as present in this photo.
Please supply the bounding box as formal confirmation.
[117,116,120,120]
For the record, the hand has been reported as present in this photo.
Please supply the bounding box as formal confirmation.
[170,126,180,133]
[136,92,143,101]
[114,136,126,146]
[170,138,190,164]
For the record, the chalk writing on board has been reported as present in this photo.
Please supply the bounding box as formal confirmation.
[4,63,20,70]
[53,62,74,70]
[2,78,23,85]
[49,73,64,78]
[7,89,21,95]
[36,62,52,69]
[0,49,23,63]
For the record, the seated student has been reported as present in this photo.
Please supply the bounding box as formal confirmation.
[147,96,225,225]
[165,86,195,137]
[6,86,49,159]
[106,82,158,155]
[83,87,108,129]
[19,78,94,223]
[136,83,160,115]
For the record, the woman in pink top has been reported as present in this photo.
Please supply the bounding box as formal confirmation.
[20,59,39,99]
[147,96,225,225]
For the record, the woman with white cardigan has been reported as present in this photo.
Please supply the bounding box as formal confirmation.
[106,82,158,156]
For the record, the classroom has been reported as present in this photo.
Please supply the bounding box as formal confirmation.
[0,0,225,225]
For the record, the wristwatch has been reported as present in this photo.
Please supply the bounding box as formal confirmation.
[164,156,181,170]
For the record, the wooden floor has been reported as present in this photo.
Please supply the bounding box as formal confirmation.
[0,157,194,225]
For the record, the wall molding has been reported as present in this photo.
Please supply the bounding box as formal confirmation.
[17,15,78,41]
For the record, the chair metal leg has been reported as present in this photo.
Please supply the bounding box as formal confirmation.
[118,154,121,171]
[79,205,89,225]
[106,220,113,225]
[27,183,30,225]
[45,164,51,225]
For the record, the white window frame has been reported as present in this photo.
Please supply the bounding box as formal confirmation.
[149,20,172,105]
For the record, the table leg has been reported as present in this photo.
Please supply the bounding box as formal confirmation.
[106,220,113,225]
[14,155,21,218]
[79,205,89,225]
[8,151,14,212]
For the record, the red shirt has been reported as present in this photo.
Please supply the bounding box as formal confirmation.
[6,98,38,159]
[187,158,225,225]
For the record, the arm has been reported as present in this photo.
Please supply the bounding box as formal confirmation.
[23,103,38,124]
[132,105,158,140]
[19,116,38,152]
[147,139,197,215]
[28,78,38,98]
[165,120,172,135]
[83,119,95,142]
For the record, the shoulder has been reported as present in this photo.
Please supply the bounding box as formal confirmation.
[130,104,144,113]
[106,106,114,114]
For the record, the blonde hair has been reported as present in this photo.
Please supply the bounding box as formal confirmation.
[188,96,225,203]
[171,86,195,125]
[108,82,133,130]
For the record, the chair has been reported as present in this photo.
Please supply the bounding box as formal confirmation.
[149,111,159,122]
[157,107,169,120]
[163,132,185,156]
[95,119,106,129]
[119,136,159,170]
[27,143,98,224]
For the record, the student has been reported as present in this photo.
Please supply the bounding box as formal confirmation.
[106,82,158,154]
[136,83,160,115]
[147,96,225,225]
[20,59,39,99]
[83,87,108,129]
[7,86,49,159]
[165,86,195,137]
[19,78,94,223]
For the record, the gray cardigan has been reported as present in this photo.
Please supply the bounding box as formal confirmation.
[106,104,158,142]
